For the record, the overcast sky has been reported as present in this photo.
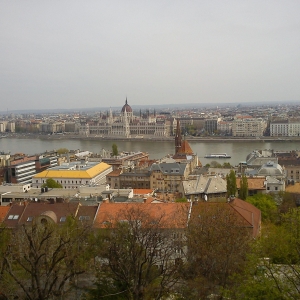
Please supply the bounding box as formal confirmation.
[1,1,300,111]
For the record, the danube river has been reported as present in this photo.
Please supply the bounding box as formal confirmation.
[2,137,300,166]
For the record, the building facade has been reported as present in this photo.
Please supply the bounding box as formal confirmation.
[270,119,300,137]
[32,161,112,189]
[232,116,267,137]
[78,99,172,138]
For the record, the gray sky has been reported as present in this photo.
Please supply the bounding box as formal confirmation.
[1,1,300,110]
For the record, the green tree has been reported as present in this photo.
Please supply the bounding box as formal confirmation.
[222,162,232,168]
[57,148,69,155]
[246,194,277,223]
[210,160,222,168]
[175,197,187,203]
[239,174,248,200]
[42,178,63,188]
[112,143,118,156]
[231,212,300,299]
[226,170,237,197]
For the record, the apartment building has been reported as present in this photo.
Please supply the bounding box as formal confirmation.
[149,162,189,193]
[270,119,300,137]
[232,116,267,137]
[217,120,232,135]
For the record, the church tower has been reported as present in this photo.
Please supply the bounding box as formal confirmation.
[175,118,182,154]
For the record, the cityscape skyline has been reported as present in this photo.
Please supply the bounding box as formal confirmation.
[1,1,300,111]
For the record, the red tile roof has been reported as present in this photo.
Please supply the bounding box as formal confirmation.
[76,205,99,224]
[231,198,261,237]
[236,177,265,190]
[107,169,122,177]
[3,203,27,228]
[133,189,153,196]
[3,202,80,228]
[177,140,194,155]
[190,199,261,238]
[94,202,191,229]
[0,206,10,223]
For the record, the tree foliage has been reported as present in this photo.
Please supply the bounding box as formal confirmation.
[231,209,300,299]
[210,160,222,168]
[239,174,248,200]
[112,143,118,156]
[246,194,277,222]
[175,197,187,203]
[226,170,237,197]
[56,148,69,155]
[42,178,63,188]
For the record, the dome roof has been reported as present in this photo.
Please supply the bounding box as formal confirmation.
[257,161,284,176]
[121,98,132,113]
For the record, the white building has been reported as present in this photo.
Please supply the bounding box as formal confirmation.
[270,119,300,137]
[78,99,172,138]
[32,161,112,189]
[232,116,267,137]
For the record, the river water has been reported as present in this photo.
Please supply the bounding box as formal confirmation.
[2,137,300,166]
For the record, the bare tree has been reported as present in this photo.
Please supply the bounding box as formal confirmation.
[90,205,185,300]
[1,218,93,300]
[181,203,252,299]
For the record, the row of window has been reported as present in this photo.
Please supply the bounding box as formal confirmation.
[38,180,89,184]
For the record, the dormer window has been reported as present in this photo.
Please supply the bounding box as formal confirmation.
[60,216,66,222]
[79,216,90,221]
[8,215,19,220]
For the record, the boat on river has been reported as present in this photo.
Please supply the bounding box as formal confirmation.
[204,153,231,159]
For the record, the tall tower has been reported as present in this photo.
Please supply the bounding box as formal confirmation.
[175,118,182,154]
[124,107,131,138]
[108,107,113,124]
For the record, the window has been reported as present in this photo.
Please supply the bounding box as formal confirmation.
[27,216,33,222]
[79,216,90,221]
[60,216,66,222]
[8,215,19,220]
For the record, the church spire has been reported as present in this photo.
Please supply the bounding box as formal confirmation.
[175,118,182,154]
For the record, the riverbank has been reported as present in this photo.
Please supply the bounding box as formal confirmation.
[4,133,300,143]
[3,136,300,164]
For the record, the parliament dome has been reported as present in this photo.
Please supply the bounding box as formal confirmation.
[121,98,133,113]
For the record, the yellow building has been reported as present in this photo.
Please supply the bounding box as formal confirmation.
[32,161,112,189]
